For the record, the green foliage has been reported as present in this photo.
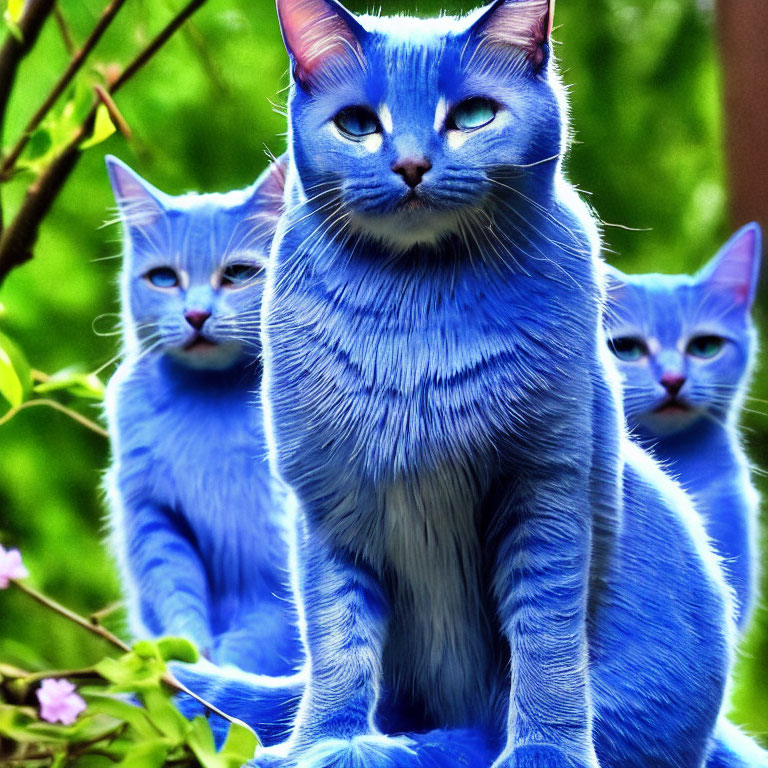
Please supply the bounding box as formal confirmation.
[0,626,258,767]
[0,0,765,757]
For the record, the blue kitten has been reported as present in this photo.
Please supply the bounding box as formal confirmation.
[605,223,762,632]
[104,155,302,678]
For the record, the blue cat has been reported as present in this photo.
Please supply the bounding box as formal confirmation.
[605,223,762,632]
[104,155,302,678]
[175,1,768,766]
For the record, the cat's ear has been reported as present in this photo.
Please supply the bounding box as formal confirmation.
[242,153,288,232]
[276,0,365,88]
[603,263,629,304]
[467,0,554,72]
[105,156,166,227]
[698,222,762,310]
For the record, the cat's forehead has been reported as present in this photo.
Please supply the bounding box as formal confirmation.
[359,12,465,40]
[613,273,744,339]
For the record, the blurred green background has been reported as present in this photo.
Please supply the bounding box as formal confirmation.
[0,0,765,746]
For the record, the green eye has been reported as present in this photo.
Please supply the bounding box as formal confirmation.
[333,106,381,138]
[609,337,648,362]
[448,97,497,131]
[687,335,725,359]
[221,263,262,287]
[146,267,179,288]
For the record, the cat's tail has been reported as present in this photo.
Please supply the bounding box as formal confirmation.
[707,719,768,768]
[169,660,303,746]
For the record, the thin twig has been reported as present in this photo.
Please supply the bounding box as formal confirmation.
[0,0,129,178]
[10,579,253,730]
[12,580,131,652]
[90,600,124,626]
[53,5,76,55]
[110,0,208,95]
[0,0,210,285]
[0,398,109,437]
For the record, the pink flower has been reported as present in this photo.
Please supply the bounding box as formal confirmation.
[0,544,28,588]
[36,679,87,725]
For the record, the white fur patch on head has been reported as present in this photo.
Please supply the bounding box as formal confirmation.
[379,104,393,134]
[446,130,470,151]
[433,97,448,132]
[363,133,383,153]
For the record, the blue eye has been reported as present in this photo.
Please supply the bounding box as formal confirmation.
[333,106,381,138]
[145,267,179,288]
[448,97,497,131]
[221,263,262,287]
[687,335,725,359]
[609,337,648,362]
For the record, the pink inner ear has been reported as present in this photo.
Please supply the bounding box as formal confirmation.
[277,0,361,82]
[108,163,164,225]
[481,0,553,67]
[709,227,759,304]
[110,165,152,204]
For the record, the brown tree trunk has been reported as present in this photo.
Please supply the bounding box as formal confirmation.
[716,0,768,237]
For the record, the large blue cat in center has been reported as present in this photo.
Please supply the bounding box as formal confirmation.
[175,0,767,765]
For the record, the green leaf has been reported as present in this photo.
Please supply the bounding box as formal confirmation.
[0,330,32,409]
[187,716,226,768]
[26,127,53,160]
[6,0,24,22]
[157,636,199,664]
[26,713,122,744]
[0,704,44,742]
[142,687,189,742]
[81,691,159,741]
[34,368,105,400]
[80,103,116,150]
[221,720,259,764]
[114,738,172,768]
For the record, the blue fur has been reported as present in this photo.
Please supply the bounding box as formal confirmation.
[605,223,762,631]
[241,0,767,766]
[159,4,766,767]
[103,155,302,680]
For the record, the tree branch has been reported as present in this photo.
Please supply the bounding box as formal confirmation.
[0,0,210,286]
[0,0,56,140]
[0,0,129,179]
[0,0,57,232]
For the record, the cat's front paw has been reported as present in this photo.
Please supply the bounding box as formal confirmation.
[251,735,419,768]
[493,744,599,768]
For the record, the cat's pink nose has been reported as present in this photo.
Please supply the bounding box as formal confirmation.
[392,157,432,188]
[661,372,686,396]
[185,310,210,330]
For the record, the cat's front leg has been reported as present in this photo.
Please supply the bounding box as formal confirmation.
[253,529,416,768]
[491,471,599,768]
[121,499,213,653]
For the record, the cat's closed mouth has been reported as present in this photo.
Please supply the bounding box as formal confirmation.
[184,335,218,351]
[655,399,691,415]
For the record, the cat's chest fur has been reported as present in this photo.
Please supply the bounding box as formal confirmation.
[267,255,588,724]
[110,358,277,595]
